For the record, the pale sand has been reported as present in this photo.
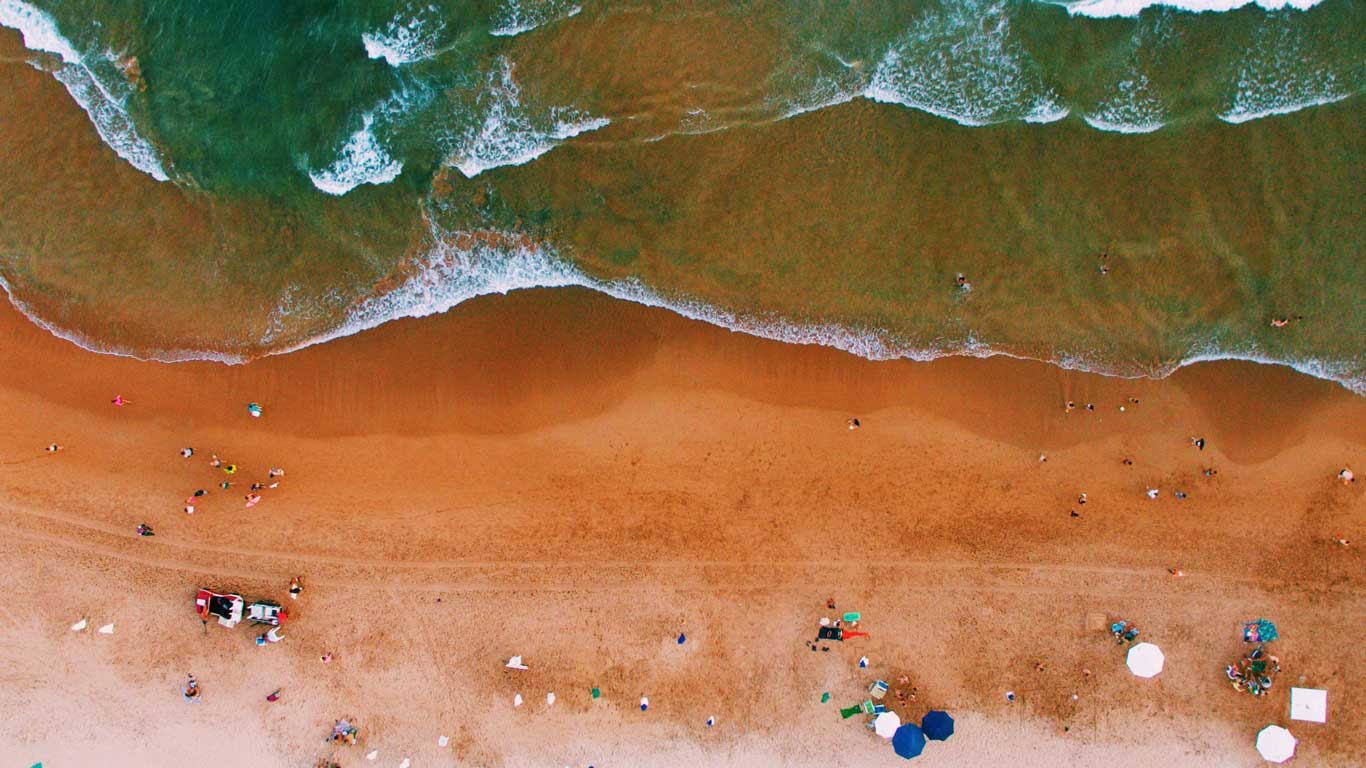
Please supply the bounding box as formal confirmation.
[0,287,1361,767]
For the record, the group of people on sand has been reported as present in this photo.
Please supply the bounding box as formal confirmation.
[181,450,285,516]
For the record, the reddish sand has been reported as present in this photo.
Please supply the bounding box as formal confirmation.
[0,285,1361,767]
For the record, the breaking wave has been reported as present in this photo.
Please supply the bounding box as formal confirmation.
[490,0,582,37]
[864,1,1068,126]
[362,4,446,66]
[447,57,609,178]
[1055,0,1326,17]
[0,0,168,181]
[308,112,404,195]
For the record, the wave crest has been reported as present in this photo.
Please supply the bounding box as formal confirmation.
[1056,0,1326,18]
[308,113,404,195]
[362,4,446,66]
[490,0,582,37]
[0,0,167,181]
[865,1,1067,126]
[447,57,609,178]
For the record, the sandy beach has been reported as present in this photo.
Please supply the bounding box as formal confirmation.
[0,286,1361,767]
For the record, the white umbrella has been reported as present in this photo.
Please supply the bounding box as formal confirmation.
[874,712,901,739]
[1256,725,1296,763]
[1126,642,1164,678]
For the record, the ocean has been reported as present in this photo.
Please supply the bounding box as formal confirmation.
[0,0,1362,390]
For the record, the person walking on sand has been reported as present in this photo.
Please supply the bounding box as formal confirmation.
[1191,436,1205,450]
[111,395,130,406]
[266,688,281,702]
[183,673,200,701]
[289,576,303,601]
[136,523,154,536]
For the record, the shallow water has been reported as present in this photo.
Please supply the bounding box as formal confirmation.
[0,0,1362,390]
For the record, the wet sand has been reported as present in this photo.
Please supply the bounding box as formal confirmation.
[0,286,1362,767]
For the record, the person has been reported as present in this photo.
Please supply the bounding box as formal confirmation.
[1146,488,1159,499]
[184,498,196,515]
[1270,317,1289,327]
[193,489,207,497]
[220,481,232,490]
[45,444,63,453]
[847,418,860,430]
[250,482,263,491]
[1340,467,1355,485]
[180,447,194,458]
[1065,401,1075,413]
[245,493,262,508]
[111,395,130,406]
[209,455,222,468]
[136,523,154,537]
[266,689,281,702]
[268,468,285,478]
[1191,437,1205,450]
[289,577,303,600]
[183,673,199,701]
[1077,492,1088,505]
[320,652,333,663]
[247,402,263,418]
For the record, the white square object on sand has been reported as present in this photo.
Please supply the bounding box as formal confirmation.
[1289,687,1327,723]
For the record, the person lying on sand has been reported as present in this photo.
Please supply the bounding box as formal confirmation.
[45,443,62,453]
[1340,468,1355,485]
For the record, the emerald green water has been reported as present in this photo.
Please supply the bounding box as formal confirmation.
[0,0,1362,389]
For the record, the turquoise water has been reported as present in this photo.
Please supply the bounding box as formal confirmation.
[0,0,1362,389]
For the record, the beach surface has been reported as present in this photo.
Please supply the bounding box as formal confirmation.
[0,286,1361,767]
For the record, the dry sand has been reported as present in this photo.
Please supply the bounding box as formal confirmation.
[0,286,1361,767]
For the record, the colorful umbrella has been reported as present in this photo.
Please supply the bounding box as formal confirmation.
[921,710,954,741]
[1256,725,1296,763]
[892,723,926,759]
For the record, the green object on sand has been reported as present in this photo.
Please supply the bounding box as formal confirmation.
[839,704,862,719]
[820,691,830,703]
[843,612,861,623]
[592,687,601,699]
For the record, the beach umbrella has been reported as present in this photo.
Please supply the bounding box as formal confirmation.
[921,710,955,741]
[1256,725,1296,763]
[874,712,901,739]
[891,723,926,759]
[1126,642,1165,678]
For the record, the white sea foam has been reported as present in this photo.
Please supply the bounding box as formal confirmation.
[864,1,1066,127]
[448,57,609,178]
[362,4,446,66]
[490,0,581,37]
[0,274,244,364]
[0,0,168,181]
[1056,0,1325,17]
[308,113,404,195]
[1218,14,1353,124]
[273,229,1365,395]
[4,246,1361,395]
[1084,75,1168,133]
